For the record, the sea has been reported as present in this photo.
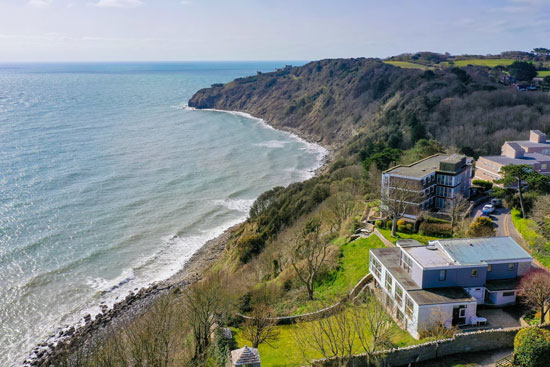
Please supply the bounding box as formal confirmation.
[0,61,326,366]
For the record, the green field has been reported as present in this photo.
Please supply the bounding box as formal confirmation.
[448,58,515,67]
[538,70,550,77]
[384,61,429,70]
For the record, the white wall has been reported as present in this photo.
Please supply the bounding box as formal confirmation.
[416,302,477,334]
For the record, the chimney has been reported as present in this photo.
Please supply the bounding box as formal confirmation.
[530,130,546,143]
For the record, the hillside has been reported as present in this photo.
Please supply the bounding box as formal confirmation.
[189,58,550,156]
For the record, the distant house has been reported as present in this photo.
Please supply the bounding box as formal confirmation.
[369,237,532,338]
[381,154,472,220]
[229,346,261,367]
[475,130,550,183]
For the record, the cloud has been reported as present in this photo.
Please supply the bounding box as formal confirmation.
[93,0,143,8]
[27,0,52,8]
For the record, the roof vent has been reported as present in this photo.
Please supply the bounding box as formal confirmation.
[426,244,437,251]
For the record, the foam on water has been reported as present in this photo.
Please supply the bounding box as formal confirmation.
[0,62,322,366]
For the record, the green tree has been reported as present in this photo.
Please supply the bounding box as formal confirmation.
[363,147,401,171]
[496,164,550,218]
[507,61,537,81]
[467,216,495,237]
[514,327,550,367]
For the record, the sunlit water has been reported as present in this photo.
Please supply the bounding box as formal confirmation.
[0,62,324,366]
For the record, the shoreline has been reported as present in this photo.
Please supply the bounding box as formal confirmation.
[24,108,331,367]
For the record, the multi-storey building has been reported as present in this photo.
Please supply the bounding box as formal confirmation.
[369,237,532,338]
[381,154,472,220]
[475,130,550,183]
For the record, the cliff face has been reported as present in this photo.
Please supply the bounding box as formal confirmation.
[189,58,550,155]
[189,58,422,147]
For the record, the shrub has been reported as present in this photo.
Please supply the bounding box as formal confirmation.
[419,222,452,236]
[472,179,493,190]
[397,219,406,226]
[386,220,393,229]
[467,216,496,237]
[397,224,407,233]
[405,223,413,232]
[237,233,265,263]
[423,215,450,224]
[375,220,384,228]
[514,327,550,367]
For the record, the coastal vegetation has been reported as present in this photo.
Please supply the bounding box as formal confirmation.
[49,53,550,367]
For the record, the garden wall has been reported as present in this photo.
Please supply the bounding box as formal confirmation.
[311,324,550,367]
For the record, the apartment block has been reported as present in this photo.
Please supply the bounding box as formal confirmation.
[381,154,472,220]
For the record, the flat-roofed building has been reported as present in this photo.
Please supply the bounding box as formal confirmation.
[475,130,550,183]
[369,237,532,338]
[381,154,472,220]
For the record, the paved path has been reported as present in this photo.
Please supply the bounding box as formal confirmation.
[419,348,512,367]
[471,204,510,237]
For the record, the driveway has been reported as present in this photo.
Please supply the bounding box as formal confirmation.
[471,204,510,237]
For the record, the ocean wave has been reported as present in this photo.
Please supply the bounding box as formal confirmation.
[213,198,255,213]
[253,140,288,148]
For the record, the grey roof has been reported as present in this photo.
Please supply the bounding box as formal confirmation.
[506,142,524,152]
[482,152,550,166]
[404,245,456,268]
[512,140,550,148]
[434,237,532,265]
[371,248,476,305]
[409,287,476,306]
[396,239,423,248]
[231,346,260,365]
[384,154,467,178]
[485,278,521,292]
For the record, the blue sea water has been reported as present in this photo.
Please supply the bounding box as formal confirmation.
[0,62,323,366]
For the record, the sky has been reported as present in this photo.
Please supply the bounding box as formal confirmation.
[0,0,549,62]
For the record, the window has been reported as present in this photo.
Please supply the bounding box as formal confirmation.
[503,291,515,297]
[508,263,515,271]
[459,308,466,318]
[370,257,382,279]
[439,270,447,281]
[487,264,492,272]
[405,296,414,319]
[542,164,548,170]
[471,269,478,277]
[401,254,413,273]
[395,285,404,306]
[385,272,393,293]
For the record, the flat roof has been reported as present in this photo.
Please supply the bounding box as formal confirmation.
[383,154,467,178]
[512,140,550,149]
[485,278,522,292]
[409,287,476,306]
[434,237,532,266]
[371,248,476,305]
[481,153,550,166]
[404,246,456,268]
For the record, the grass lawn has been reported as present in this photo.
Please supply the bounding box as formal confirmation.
[233,307,420,367]
[538,70,550,77]
[384,61,429,70]
[511,208,550,268]
[377,227,440,245]
[445,58,515,68]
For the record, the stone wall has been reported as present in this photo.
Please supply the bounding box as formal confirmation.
[311,325,550,367]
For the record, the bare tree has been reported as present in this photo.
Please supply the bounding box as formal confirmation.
[290,218,332,300]
[241,305,280,348]
[447,194,471,235]
[533,195,550,240]
[353,292,395,364]
[323,178,363,232]
[180,272,235,360]
[381,177,422,237]
[519,269,550,325]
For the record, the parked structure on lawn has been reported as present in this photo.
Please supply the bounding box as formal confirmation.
[381,154,472,220]
[475,130,550,183]
[229,346,261,367]
[369,237,532,338]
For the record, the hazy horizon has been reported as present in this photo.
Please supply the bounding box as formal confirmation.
[1,0,549,62]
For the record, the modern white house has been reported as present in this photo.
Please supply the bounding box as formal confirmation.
[369,237,532,338]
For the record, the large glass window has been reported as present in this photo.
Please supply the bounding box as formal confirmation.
[370,257,382,279]
[395,285,404,307]
[401,253,413,273]
[405,295,414,319]
[385,272,393,293]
